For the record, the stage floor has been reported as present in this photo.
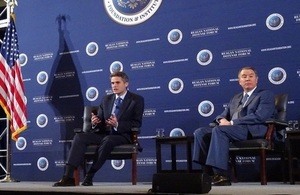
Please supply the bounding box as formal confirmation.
[0,181,299,195]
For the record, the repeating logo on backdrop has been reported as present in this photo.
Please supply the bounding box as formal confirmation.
[110,61,124,73]
[86,87,99,102]
[198,100,214,117]
[197,49,213,66]
[37,71,48,85]
[86,42,99,56]
[16,137,27,151]
[104,0,162,26]
[268,67,287,85]
[111,160,125,170]
[168,78,184,94]
[36,114,48,128]
[168,29,183,45]
[19,53,28,66]
[266,13,284,30]
[37,157,49,171]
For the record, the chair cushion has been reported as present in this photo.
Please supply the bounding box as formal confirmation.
[229,139,269,150]
[111,144,138,154]
[85,144,142,156]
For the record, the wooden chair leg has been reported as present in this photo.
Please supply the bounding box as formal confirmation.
[260,150,267,185]
[131,153,137,185]
[74,168,80,186]
[281,153,287,183]
[230,154,238,183]
[83,159,88,176]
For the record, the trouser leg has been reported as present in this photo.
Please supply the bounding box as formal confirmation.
[87,135,129,176]
[66,133,104,177]
[193,127,212,164]
[206,125,248,173]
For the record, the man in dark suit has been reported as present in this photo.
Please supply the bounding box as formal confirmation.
[193,66,275,186]
[53,71,144,186]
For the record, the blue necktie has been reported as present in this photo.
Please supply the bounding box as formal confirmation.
[114,97,122,115]
[241,93,249,106]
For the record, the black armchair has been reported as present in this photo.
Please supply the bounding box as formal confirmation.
[73,106,142,185]
[229,94,288,185]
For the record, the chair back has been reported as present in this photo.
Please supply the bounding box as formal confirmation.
[274,94,288,121]
[82,106,98,132]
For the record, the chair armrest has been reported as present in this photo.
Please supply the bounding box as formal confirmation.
[265,119,288,129]
[209,122,218,127]
[131,127,140,132]
[265,119,288,148]
[131,129,139,144]
[131,128,143,152]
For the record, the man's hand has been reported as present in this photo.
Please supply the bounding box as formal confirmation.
[91,113,101,126]
[219,118,231,126]
[105,114,118,128]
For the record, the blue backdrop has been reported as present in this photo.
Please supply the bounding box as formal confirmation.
[6,0,300,182]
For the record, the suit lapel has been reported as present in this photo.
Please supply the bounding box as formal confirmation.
[230,93,243,119]
[105,95,115,118]
[234,93,243,109]
[244,88,259,108]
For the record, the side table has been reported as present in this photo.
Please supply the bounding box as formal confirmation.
[152,136,211,194]
[286,131,300,184]
[155,136,195,173]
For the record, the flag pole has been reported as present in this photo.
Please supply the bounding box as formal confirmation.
[0,117,17,182]
[0,0,19,183]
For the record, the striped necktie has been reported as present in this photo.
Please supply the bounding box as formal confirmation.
[241,93,249,107]
[114,97,122,115]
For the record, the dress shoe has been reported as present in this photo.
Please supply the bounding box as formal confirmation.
[81,175,93,186]
[211,174,231,186]
[53,176,75,187]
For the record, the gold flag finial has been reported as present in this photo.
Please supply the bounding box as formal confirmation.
[8,0,18,21]
[8,0,18,14]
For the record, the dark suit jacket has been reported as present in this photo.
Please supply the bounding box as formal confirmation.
[215,88,275,138]
[95,91,144,142]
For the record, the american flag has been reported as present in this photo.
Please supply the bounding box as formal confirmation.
[0,16,27,141]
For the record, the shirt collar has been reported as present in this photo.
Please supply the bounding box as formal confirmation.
[116,91,127,100]
[244,86,256,97]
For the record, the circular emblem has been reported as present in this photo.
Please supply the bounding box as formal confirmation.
[36,114,48,128]
[86,42,99,56]
[198,100,214,117]
[268,67,287,85]
[104,0,162,26]
[37,157,49,171]
[16,137,27,151]
[167,29,183,45]
[37,71,48,85]
[19,53,28,66]
[168,78,184,94]
[24,96,27,105]
[110,61,123,73]
[197,49,213,66]
[86,87,99,102]
[266,13,284,31]
[170,128,185,137]
[111,159,125,170]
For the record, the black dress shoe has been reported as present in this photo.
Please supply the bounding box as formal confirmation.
[53,176,75,187]
[211,174,231,186]
[81,176,93,186]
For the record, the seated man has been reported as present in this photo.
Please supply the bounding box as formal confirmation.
[53,71,144,186]
[193,66,275,186]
